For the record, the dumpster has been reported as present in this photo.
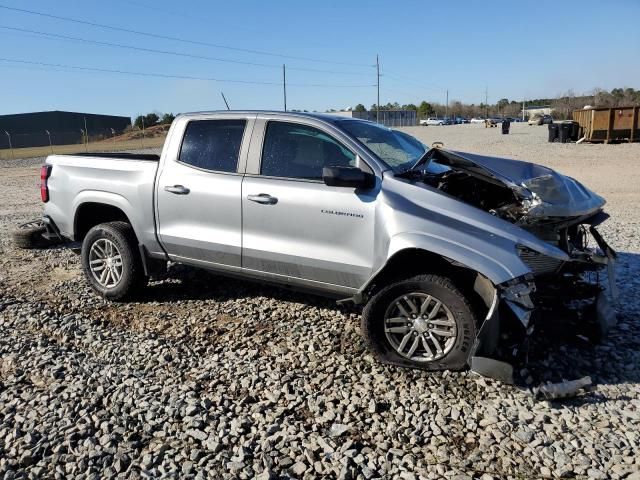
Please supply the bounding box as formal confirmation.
[573,106,640,143]
[501,119,511,134]
[548,123,559,142]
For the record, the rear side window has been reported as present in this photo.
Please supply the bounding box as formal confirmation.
[261,121,356,179]
[179,119,246,173]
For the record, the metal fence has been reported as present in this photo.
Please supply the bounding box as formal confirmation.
[0,128,124,149]
[0,128,168,160]
[351,110,418,127]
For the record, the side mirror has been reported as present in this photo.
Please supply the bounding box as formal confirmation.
[322,166,375,189]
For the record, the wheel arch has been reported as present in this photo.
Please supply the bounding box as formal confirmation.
[362,247,495,308]
[74,200,137,243]
[353,229,521,313]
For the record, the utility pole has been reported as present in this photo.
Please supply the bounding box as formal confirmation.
[522,99,525,121]
[283,64,287,111]
[485,87,488,118]
[376,54,380,123]
[141,116,145,149]
[221,91,230,110]
[445,89,449,120]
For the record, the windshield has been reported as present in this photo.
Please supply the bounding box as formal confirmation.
[338,120,426,172]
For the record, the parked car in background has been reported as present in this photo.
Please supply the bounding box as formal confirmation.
[528,114,553,126]
[420,117,445,126]
[470,117,485,124]
[456,117,470,124]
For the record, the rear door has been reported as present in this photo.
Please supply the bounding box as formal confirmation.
[241,118,378,294]
[156,116,251,268]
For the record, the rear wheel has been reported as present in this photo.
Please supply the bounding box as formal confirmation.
[362,274,477,371]
[81,221,146,300]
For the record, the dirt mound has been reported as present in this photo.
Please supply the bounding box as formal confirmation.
[100,124,170,143]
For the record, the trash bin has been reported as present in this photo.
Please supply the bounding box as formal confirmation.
[570,121,580,140]
[501,119,511,134]
[558,123,572,143]
[548,123,559,142]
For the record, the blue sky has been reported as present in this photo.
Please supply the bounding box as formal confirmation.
[1,0,638,118]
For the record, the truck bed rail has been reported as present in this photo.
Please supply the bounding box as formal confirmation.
[61,152,160,161]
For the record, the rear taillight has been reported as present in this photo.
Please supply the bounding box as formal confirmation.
[40,165,52,202]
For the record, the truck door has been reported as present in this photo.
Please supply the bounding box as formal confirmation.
[156,117,250,268]
[241,119,378,293]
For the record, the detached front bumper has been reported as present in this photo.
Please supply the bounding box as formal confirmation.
[470,227,617,382]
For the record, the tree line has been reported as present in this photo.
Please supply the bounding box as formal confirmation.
[350,87,640,120]
[132,88,639,126]
[133,112,176,130]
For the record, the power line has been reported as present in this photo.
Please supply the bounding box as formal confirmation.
[0,25,369,76]
[0,57,376,88]
[0,4,374,68]
[383,70,446,92]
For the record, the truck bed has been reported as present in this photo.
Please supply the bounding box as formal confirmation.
[44,153,160,251]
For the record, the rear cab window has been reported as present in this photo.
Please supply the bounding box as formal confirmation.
[260,121,357,180]
[179,119,246,173]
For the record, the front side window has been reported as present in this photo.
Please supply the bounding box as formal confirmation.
[261,121,356,179]
[179,119,246,173]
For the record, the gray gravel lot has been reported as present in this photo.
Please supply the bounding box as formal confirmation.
[1,125,639,479]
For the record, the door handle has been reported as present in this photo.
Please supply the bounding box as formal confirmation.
[247,193,278,205]
[164,185,190,195]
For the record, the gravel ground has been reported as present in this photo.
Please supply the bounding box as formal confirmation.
[1,126,639,479]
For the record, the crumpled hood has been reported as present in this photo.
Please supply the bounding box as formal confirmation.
[430,149,606,218]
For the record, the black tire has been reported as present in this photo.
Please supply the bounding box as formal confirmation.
[361,274,477,371]
[11,221,55,249]
[81,221,146,301]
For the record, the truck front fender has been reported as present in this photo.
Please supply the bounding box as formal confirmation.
[348,231,531,304]
[385,232,528,284]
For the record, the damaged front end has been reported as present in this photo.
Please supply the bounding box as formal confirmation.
[422,149,619,383]
[470,215,617,384]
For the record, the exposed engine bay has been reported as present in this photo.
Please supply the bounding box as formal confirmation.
[423,168,525,222]
[421,148,607,230]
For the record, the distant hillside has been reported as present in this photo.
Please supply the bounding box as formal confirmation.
[105,123,170,143]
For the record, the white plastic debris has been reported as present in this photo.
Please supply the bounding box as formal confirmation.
[534,376,592,400]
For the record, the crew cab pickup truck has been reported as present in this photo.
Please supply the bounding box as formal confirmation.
[40,111,616,374]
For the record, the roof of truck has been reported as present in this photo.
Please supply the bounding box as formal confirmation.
[177,110,369,124]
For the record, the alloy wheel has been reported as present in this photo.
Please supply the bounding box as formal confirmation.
[384,292,458,362]
[88,238,123,288]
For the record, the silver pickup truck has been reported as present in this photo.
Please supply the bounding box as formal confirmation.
[40,111,616,374]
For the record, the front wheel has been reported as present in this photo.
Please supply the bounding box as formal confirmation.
[81,221,146,300]
[361,274,477,371]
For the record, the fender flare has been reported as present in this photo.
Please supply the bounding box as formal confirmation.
[387,232,520,282]
[348,232,529,304]
[72,191,140,240]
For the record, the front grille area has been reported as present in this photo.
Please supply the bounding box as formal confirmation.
[517,247,564,276]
